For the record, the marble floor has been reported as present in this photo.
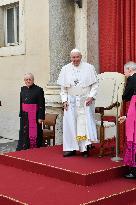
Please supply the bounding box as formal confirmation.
[0,137,18,154]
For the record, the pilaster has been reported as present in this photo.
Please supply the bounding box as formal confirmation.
[45,0,75,144]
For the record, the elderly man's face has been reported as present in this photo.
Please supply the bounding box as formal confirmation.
[70,52,82,66]
[24,76,34,87]
[124,68,132,78]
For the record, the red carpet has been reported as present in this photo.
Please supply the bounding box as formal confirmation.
[0,145,135,205]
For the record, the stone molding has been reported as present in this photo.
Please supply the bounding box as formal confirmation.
[45,85,62,108]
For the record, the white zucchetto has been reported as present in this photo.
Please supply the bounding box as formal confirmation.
[70,48,81,55]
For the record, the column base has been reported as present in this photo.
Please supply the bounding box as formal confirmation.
[45,85,63,145]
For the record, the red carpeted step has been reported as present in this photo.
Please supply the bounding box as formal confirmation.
[83,188,136,205]
[0,146,129,186]
[0,194,25,205]
[0,163,135,205]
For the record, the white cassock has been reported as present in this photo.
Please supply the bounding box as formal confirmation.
[57,61,98,152]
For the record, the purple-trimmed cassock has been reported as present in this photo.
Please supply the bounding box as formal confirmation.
[16,84,45,151]
[122,73,136,172]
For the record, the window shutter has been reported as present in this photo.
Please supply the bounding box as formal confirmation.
[0,7,4,47]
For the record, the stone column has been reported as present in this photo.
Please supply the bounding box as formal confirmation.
[74,0,99,68]
[87,0,99,73]
[45,0,75,145]
[75,0,87,61]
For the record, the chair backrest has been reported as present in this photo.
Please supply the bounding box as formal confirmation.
[43,113,58,126]
[96,72,125,117]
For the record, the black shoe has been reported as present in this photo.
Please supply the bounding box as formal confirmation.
[87,145,91,152]
[82,151,89,158]
[87,144,94,152]
[124,173,136,179]
[63,150,76,157]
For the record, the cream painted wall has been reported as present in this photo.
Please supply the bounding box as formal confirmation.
[0,0,50,140]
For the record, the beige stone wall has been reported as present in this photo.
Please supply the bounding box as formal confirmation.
[0,0,49,140]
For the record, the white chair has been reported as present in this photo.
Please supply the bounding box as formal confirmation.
[95,72,125,157]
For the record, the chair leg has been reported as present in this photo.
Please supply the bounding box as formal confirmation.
[117,124,120,154]
[47,139,51,146]
[53,138,55,146]
[42,139,48,147]
[53,127,55,146]
[99,125,105,157]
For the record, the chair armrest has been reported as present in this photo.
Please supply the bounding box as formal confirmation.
[95,102,120,113]
[104,102,120,110]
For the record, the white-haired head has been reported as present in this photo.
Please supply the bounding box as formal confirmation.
[124,61,136,71]
[24,73,34,87]
[124,61,136,78]
[70,48,82,66]
[24,73,34,80]
[70,48,81,55]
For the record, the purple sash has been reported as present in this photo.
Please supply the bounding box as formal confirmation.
[22,103,38,148]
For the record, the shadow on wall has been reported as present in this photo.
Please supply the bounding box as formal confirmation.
[0,110,19,141]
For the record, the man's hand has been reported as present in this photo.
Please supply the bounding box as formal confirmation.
[63,101,69,111]
[38,119,43,124]
[86,97,94,106]
[118,116,126,124]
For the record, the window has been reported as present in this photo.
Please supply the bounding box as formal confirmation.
[5,3,19,46]
[0,0,25,56]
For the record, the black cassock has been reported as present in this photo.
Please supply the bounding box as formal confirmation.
[122,73,136,101]
[16,84,45,151]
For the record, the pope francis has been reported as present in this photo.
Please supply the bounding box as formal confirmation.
[57,49,98,157]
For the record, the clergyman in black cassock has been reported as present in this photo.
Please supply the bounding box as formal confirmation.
[119,61,136,179]
[16,73,45,151]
